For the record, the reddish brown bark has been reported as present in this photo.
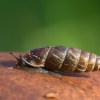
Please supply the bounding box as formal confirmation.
[0,53,100,100]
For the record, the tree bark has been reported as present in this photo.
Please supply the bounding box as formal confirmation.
[0,53,100,100]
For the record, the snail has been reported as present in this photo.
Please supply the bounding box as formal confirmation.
[10,46,100,75]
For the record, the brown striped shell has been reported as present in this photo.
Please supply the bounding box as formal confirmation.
[22,46,100,72]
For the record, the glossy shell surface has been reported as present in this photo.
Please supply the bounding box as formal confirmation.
[23,46,100,72]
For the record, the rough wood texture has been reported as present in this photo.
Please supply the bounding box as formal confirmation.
[0,53,100,100]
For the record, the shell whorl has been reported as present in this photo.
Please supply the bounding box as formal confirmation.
[59,47,100,72]
[23,46,100,72]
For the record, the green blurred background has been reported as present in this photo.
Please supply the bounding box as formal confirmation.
[0,0,100,55]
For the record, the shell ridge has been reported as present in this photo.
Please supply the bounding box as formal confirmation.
[58,47,68,69]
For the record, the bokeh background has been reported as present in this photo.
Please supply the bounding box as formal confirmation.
[0,0,100,55]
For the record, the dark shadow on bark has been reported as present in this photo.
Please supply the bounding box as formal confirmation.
[0,61,15,68]
[54,70,90,78]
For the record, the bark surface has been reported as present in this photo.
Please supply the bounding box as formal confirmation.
[0,53,100,100]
